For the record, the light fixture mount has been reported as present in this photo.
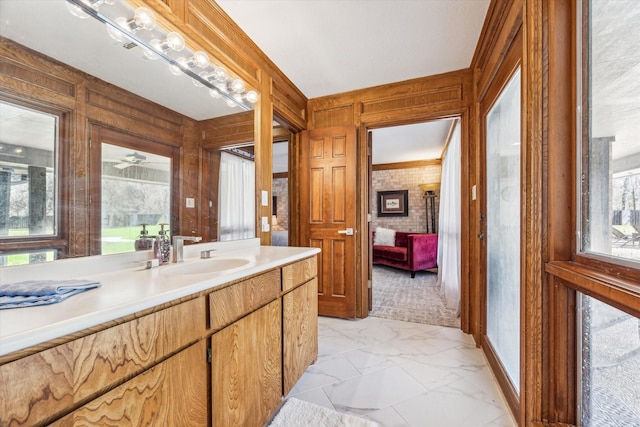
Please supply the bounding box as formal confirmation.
[65,0,258,110]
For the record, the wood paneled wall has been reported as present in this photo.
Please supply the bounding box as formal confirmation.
[306,69,473,320]
[0,37,192,257]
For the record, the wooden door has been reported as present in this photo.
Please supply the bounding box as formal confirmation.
[300,126,358,318]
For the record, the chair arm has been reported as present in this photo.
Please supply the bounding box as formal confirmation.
[407,234,438,270]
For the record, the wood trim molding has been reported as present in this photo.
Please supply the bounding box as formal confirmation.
[546,261,640,317]
[273,172,288,179]
[372,159,441,171]
[440,118,459,159]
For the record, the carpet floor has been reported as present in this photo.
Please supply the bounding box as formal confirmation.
[369,265,460,328]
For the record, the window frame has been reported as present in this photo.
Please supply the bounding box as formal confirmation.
[0,94,69,259]
[88,124,180,256]
[575,0,640,279]
[570,1,640,424]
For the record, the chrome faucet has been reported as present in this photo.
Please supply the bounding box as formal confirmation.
[200,249,217,259]
[172,235,202,263]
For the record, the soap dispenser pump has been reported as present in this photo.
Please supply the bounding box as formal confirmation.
[135,224,153,251]
[158,223,171,264]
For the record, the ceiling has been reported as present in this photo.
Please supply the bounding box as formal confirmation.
[217,0,490,165]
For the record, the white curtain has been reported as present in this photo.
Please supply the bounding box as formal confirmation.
[218,152,255,241]
[437,121,461,315]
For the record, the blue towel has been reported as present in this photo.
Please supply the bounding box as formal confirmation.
[0,279,101,309]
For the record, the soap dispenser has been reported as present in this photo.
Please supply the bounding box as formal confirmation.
[135,224,153,251]
[153,231,163,263]
[158,223,171,264]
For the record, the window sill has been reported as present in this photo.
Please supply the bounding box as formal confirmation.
[546,261,640,317]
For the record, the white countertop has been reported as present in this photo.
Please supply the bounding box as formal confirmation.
[0,241,319,357]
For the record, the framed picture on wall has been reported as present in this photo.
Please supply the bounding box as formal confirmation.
[377,190,409,217]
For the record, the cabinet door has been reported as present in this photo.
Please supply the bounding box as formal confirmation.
[283,278,318,395]
[50,340,208,426]
[211,299,282,427]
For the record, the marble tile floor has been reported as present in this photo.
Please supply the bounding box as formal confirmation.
[287,316,517,427]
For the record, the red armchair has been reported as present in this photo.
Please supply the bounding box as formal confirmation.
[372,231,438,278]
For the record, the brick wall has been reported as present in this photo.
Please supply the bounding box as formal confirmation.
[273,165,441,234]
[371,165,441,233]
[272,177,289,229]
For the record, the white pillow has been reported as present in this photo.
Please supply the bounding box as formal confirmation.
[374,227,396,246]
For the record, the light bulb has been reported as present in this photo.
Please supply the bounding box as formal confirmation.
[192,51,210,68]
[143,47,158,60]
[226,99,238,108]
[66,2,90,19]
[150,32,185,53]
[106,17,129,42]
[166,32,185,51]
[133,7,156,31]
[245,90,259,104]
[212,66,227,82]
[209,88,222,99]
[230,79,245,94]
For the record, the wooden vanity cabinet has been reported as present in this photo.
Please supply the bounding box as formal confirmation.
[282,257,319,395]
[0,255,319,427]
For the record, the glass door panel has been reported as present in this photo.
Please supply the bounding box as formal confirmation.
[486,68,522,392]
[579,294,640,426]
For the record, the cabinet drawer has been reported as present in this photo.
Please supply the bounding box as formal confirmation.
[282,256,318,292]
[209,269,280,331]
[0,297,206,427]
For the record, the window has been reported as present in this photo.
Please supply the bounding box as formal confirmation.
[485,67,522,393]
[89,125,177,256]
[0,100,61,266]
[580,0,640,264]
[579,294,640,426]
[0,101,57,240]
[100,143,171,255]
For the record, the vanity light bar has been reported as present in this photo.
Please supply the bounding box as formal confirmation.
[64,0,258,110]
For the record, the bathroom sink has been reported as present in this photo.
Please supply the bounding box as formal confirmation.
[161,257,254,277]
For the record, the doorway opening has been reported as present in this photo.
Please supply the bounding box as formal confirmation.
[271,119,294,247]
[368,118,461,328]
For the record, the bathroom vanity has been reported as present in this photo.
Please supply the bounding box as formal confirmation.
[0,241,319,426]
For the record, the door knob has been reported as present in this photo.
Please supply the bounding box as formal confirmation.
[338,228,354,236]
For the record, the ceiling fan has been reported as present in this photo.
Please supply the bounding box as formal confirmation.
[113,152,148,169]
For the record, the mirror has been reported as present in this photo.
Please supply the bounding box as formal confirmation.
[0,0,259,265]
[271,130,290,246]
